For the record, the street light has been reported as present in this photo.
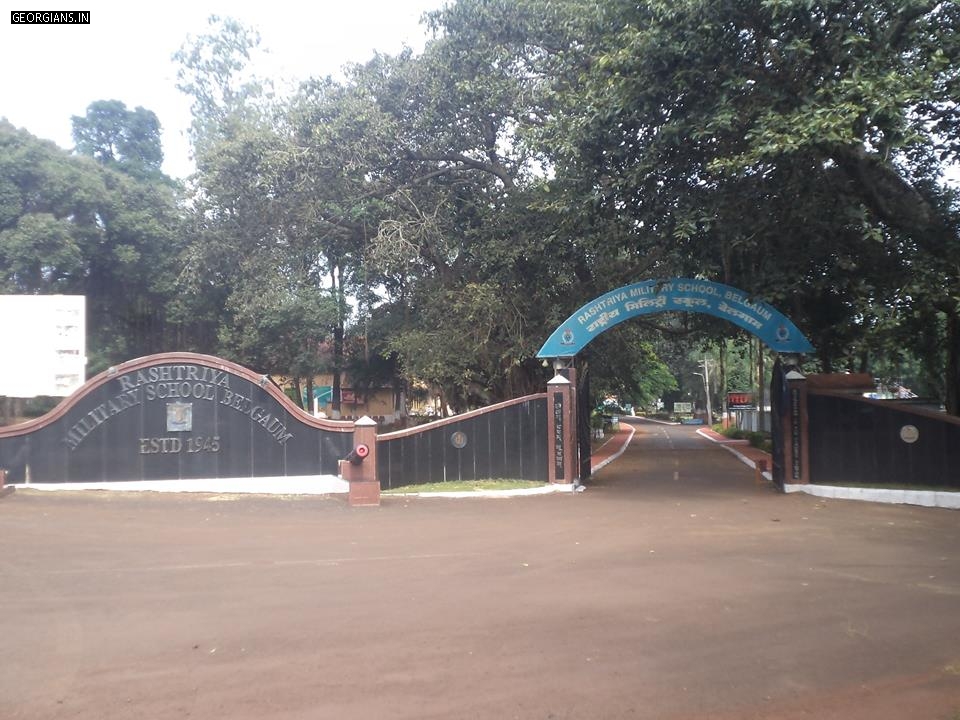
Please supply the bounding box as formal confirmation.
[693,364,712,425]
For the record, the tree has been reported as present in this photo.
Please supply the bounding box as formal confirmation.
[1,119,186,372]
[174,18,369,406]
[72,100,164,178]
[505,0,960,411]
[349,16,601,408]
[71,101,187,366]
[0,122,104,295]
[173,15,273,155]
[166,0,960,417]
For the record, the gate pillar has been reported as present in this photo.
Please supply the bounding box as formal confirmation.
[781,368,810,485]
[547,373,578,485]
[343,416,380,506]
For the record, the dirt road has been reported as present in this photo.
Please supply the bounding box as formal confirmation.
[2,421,958,719]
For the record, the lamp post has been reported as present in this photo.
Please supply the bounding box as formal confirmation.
[694,357,712,424]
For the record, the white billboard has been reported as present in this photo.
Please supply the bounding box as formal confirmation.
[0,295,86,397]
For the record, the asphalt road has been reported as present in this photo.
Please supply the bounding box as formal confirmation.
[2,421,958,719]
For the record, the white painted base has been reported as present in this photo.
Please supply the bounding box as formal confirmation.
[785,483,960,510]
[14,475,349,495]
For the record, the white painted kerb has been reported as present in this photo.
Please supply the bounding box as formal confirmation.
[784,484,960,510]
[15,475,349,495]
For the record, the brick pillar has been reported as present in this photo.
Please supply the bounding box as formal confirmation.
[783,370,810,485]
[558,365,584,480]
[547,374,578,485]
[343,416,380,506]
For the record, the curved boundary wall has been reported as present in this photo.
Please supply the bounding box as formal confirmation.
[0,352,354,484]
[806,387,960,490]
[376,395,549,490]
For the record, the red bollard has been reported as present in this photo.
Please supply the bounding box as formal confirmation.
[344,417,379,507]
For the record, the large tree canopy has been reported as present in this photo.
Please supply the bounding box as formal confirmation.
[72,99,164,178]
[436,0,960,408]
[165,1,959,413]
[0,118,185,372]
[11,1,959,416]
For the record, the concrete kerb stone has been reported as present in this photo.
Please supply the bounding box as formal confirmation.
[784,483,960,510]
[591,424,636,474]
[696,428,773,481]
[9,476,349,495]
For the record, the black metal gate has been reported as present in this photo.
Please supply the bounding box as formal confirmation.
[769,358,787,490]
[807,392,960,489]
[577,361,591,481]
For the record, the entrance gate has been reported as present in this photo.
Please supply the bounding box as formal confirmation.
[0,281,819,505]
[537,279,815,489]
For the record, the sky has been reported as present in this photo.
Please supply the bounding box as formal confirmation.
[1,1,444,179]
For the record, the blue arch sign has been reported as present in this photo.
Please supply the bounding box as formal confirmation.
[537,278,814,358]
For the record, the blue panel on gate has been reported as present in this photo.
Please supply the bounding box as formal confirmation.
[537,278,814,357]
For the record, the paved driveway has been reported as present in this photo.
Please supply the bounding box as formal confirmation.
[2,421,958,719]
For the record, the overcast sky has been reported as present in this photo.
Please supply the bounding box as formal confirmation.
[1,1,443,179]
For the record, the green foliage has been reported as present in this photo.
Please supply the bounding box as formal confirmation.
[173,15,273,152]
[715,424,771,452]
[14,1,960,418]
[515,0,960,410]
[72,100,164,178]
[0,120,185,371]
[587,330,679,410]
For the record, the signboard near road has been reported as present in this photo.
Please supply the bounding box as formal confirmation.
[673,402,693,414]
[727,392,757,410]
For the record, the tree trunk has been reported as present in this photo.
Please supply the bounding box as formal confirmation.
[292,377,304,411]
[330,261,344,419]
[332,324,343,419]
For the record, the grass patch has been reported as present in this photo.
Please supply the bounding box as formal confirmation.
[384,479,546,494]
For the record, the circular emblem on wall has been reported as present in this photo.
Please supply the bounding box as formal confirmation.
[450,431,468,449]
[560,328,575,345]
[899,425,920,444]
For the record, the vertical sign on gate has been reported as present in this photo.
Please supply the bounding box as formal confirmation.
[783,368,809,485]
[547,373,576,484]
[790,386,802,481]
[553,391,565,481]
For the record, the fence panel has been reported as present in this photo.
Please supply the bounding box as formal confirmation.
[808,392,960,489]
[376,396,548,489]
